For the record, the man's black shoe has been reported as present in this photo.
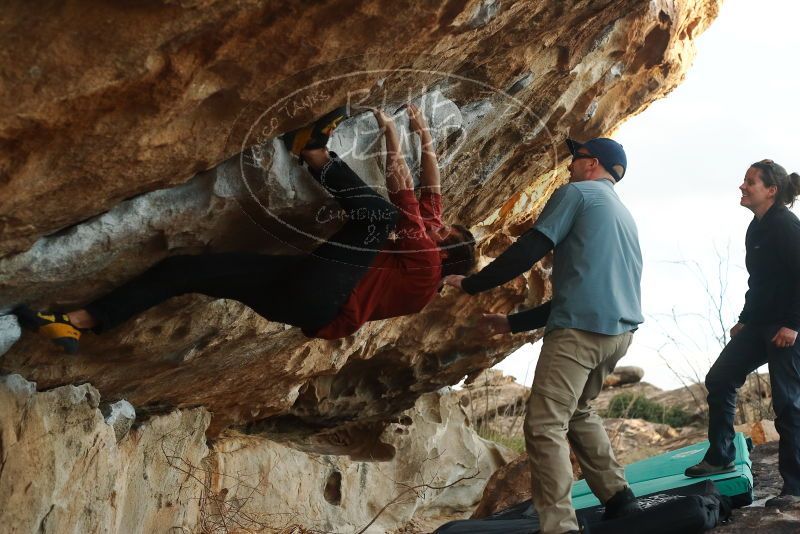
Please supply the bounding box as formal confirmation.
[602,486,641,520]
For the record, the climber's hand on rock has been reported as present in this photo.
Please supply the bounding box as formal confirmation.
[370,108,396,133]
[407,104,428,134]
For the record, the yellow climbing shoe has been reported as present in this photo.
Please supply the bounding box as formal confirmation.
[281,106,349,155]
[14,305,82,354]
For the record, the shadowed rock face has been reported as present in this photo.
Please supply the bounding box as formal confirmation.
[0,0,721,456]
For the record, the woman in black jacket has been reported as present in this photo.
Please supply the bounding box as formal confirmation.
[685,159,800,507]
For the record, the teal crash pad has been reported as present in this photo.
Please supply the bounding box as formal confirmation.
[572,431,753,508]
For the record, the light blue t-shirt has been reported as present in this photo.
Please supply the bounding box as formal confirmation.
[533,180,643,335]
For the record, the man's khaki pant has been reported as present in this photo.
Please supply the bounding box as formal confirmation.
[524,328,633,534]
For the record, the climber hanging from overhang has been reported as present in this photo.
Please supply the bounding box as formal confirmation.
[15,104,476,353]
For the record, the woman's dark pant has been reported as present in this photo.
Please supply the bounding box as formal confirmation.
[703,324,800,494]
[85,155,399,335]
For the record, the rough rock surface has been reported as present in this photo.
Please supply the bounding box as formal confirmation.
[101,399,137,443]
[208,392,514,533]
[0,374,208,533]
[0,0,722,449]
[0,0,723,528]
[0,314,19,356]
[0,375,512,534]
[0,98,545,446]
[471,454,535,519]
[1,0,721,254]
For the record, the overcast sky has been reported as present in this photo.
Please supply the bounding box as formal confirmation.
[494,0,800,390]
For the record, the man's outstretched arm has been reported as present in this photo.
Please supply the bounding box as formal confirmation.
[507,301,552,332]
[476,300,552,336]
[444,228,554,294]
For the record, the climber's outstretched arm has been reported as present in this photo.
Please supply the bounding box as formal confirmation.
[407,104,440,196]
[373,108,413,193]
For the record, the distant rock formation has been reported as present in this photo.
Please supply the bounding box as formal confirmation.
[603,365,645,388]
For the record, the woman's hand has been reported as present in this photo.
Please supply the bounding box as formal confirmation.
[772,327,798,348]
[730,322,745,338]
[477,313,512,336]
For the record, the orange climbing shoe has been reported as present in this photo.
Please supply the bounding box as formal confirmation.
[14,305,83,354]
[281,106,349,155]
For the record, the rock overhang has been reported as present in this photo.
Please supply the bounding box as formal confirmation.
[0,0,723,456]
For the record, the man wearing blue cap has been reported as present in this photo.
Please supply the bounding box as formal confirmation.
[444,137,644,534]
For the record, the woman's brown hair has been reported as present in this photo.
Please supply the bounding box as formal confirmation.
[751,159,800,207]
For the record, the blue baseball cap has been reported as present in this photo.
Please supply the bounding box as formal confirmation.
[566,137,627,182]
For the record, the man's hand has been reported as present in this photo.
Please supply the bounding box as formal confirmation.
[406,104,428,134]
[442,275,465,291]
[477,313,512,336]
[730,322,745,338]
[772,327,798,348]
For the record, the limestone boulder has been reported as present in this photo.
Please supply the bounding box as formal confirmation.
[749,419,780,446]
[460,368,530,430]
[470,454,533,519]
[0,374,209,534]
[470,449,583,519]
[1,0,722,255]
[0,98,541,447]
[0,1,734,530]
[101,399,136,443]
[0,0,721,467]
[0,314,20,356]
[603,366,645,388]
[0,374,512,534]
[208,391,515,533]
